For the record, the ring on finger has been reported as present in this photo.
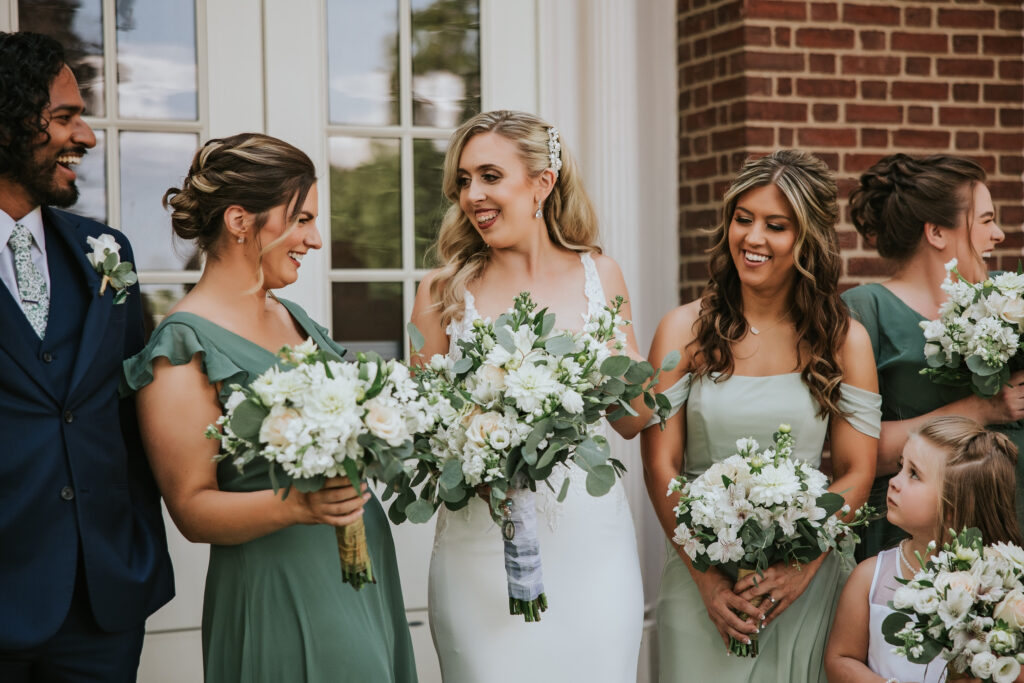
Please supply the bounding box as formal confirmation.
[768,595,776,605]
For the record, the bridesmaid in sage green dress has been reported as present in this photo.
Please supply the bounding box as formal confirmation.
[842,154,1024,560]
[641,150,881,682]
[123,134,416,682]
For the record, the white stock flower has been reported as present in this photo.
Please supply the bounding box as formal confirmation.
[561,389,585,414]
[224,391,246,412]
[468,364,507,405]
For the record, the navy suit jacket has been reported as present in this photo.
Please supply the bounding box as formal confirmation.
[0,207,173,649]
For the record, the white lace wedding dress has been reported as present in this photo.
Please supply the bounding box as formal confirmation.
[428,252,644,682]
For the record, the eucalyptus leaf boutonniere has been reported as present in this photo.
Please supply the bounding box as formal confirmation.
[86,234,138,305]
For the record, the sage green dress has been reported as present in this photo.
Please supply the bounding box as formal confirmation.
[123,299,417,683]
[656,372,881,682]
[843,283,1024,559]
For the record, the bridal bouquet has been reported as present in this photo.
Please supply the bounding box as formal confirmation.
[920,259,1024,397]
[668,425,873,656]
[390,292,676,621]
[205,340,426,589]
[882,528,1024,683]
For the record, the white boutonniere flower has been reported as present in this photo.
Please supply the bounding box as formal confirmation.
[86,234,138,305]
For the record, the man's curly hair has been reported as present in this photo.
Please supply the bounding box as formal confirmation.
[0,32,66,177]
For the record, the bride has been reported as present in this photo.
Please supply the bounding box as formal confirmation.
[410,110,645,682]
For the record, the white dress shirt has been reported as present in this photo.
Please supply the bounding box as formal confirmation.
[0,206,51,315]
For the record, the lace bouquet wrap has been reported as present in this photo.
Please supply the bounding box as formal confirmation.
[882,528,1024,683]
[920,259,1024,397]
[393,292,676,621]
[669,425,873,656]
[205,340,425,589]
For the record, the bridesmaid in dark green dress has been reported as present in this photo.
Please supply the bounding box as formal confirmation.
[842,153,1024,560]
[123,134,416,682]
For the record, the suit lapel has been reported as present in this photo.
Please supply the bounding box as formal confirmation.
[44,208,113,399]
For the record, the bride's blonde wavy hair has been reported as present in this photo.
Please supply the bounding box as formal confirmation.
[428,110,601,328]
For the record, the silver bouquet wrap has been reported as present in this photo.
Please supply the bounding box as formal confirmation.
[502,487,547,621]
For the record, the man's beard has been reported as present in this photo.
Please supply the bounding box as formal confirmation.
[13,147,83,208]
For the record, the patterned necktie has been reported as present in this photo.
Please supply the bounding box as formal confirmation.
[8,222,49,339]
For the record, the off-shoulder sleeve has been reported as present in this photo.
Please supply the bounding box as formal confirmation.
[644,373,693,429]
[121,321,249,398]
[839,382,882,438]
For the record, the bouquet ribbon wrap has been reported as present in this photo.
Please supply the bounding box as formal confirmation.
[502,487,547,621]
[733,568,763,657]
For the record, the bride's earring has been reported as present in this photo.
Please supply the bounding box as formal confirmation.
[534,199,543,219]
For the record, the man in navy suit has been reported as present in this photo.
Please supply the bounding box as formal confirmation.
[0,32,173,681]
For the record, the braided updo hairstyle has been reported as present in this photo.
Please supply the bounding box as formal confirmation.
[163,133,316,257]
[849,154,986,262]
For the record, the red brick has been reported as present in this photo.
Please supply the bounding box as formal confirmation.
[1001,155,1024,175]
[861,81,887,100]
[796,28,855,49]
[746,127,775,146]
[694,86,709,108]
[984,84,1024,103]
[736,51,805,73]
[891,81,949,101]
[693,136,708,156]
[908,106,933,125]
[847,104,903,124]
[710,27,744,54]
[686,108,716,130]
[842,56,901,76]
[711,127,746,152]
[777,77,792,96]
[796,78,857,98]
[953,83,980,102]
[682,8,716,35]
[712,77,746,101]
[1000,109,1024,128]
[953,35,979,54]
[859,30,885,51]
[984,36,1024,55]
[684,208,718,225]
[891,32,948,53]
[844,3,900,25]
[745,26,772,48]
[686,157,718,179]
[745,100,808,122]
[747,77,773,96]
[717,0,743,24]
[848,257,895,277]
[817,152,839,171]
[683,59,716,83]
[937,59,995,78]
[893,129,951,148]
[906,57,931,76]
[745,0,806,21]
[1000,9,1023,31]
[837,230,860,249]
[774,26,791,47]
[813,103,839,122]
[938,9,996,29]
[779,128,794,146]
[798,128,857,147]
[939,107,996,127]
[1001,60,1023,81]
[1001,206,1024,228]
[810,2,837,21]
[905,7,931,28]
[861,129,888,147]
[810,53,835,73]
[984,133,1024,151]
[693,38,708,59]
[686,261,711,280]
[716,56,731,79]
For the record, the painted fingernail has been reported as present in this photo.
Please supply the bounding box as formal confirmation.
[759,613,766,621]
[745,638,751,644]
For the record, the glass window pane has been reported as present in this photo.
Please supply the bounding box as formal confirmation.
[332,281,403,360]
[19,0,106,116]
[413,137,447,268]
[326,0,399,126]
[329,137,401,269]
[72,129,107,224]
[411,0,481,128]
[119,131,199,270]
[140,283,189,339]
[116,0,197,120]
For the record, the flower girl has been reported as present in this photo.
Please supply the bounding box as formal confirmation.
[824,416,1023,683]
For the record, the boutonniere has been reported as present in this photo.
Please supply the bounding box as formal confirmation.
[86,234,138,305]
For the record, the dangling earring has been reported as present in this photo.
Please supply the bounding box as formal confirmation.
[535,200,543,219]
[236,235,245,244]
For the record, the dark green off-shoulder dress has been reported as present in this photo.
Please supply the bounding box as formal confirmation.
[123,298,417,683]
[843,283,1024,559]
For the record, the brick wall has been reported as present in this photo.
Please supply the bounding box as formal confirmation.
[677,0,1024,303]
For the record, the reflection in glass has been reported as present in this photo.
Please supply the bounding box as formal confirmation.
[19,0,105,116]
[329,137,401,270]
[116,0,197,120]
[72,129,107,223]
[413,138,448,267]
[141,283,188,339]
[327,0,399,126]
[119,132,199,270]
[332,282,403,360]
[411,0,480,128]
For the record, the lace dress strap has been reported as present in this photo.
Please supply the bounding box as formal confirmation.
[580,252,606,317]
[446,290,482,357]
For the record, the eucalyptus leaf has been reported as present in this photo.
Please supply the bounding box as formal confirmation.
[965,354,1000,377]
[624,361,655,384]
[540,312,556,337]
[585,464,616,496]
[103,251,118,270]
[406,322,426,352]
[660,349,681,372]
[495,325,517,353]
[439,459,464,489]
[544,335,577,356]
[576,436,609,468]
[229,400,270,440]
[556,476,571,502]
[405,499,437,524]
[452,357,474,374]
[599,355,631,378]
[292,475,325,493]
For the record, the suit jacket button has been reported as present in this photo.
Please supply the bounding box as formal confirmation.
[60,486,74,501]
[64,411,74,423]
[42,352,53,363]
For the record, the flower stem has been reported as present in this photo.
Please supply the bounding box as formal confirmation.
[336,517,375,590]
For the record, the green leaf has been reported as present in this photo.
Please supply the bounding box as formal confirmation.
[228,400,269,440]
[965,354,1001,377]
[522,418,553,463]
[103,251,118,270]
[537,441,563,469]
[405,499,436,524]
[599,355,631,378]
[438,482,467,503]
[406,322,426,352]
[494,325,517,353]
[544,335,577,356]
[602,378,626,396]
[585,464,616,496]
[112,289,128,305]
[556,476,571,502]
[540,312,556,337]
[341,458,362,488]
[624,361,655,384]
[576,436,610,468]
[112,261,132,276]
[292,475,325,493]
[452,357,473,374]
[122,269,138,286]
[660,350,681,372]
[439,458,464,490]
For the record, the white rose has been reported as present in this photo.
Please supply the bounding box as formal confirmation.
[971,651,999,679]
[912,587,942,615]
[465,411,506,448]
[259,406,302,447]
[993,588,1024,630]
[936,570,980,598]
[363,398,408,446]
[987,628,1018,655]
[85,233,121,268]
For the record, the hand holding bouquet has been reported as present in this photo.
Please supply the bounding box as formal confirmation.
[668,425,873,656]
[921,259,1024,397]
[882,528,1024,683]
[205,340,425,589]
[392,292,677,621]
